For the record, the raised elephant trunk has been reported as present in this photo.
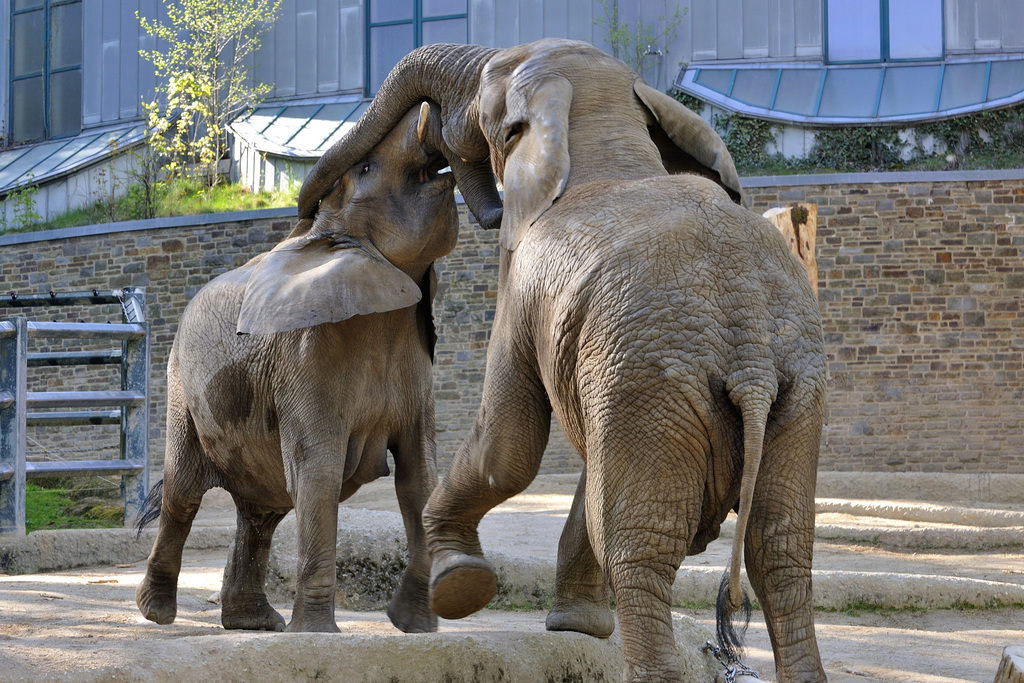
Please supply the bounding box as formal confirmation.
[298,43,503,229]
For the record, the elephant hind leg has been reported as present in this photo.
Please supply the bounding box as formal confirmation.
[590,421,706,682]
[545,467,614,638]
[137,374,213,625]
[221,498,287,631]
[387,427,439,634]
[604,525,689,683]
[743,396,826,682]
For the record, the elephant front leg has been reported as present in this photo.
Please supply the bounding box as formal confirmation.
[422,336,552,620]
[286,464,344,633]
[220,498,287,631]
[388,425,439,633]
[545,467,614,638]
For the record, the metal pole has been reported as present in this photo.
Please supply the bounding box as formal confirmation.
[0,318,28,537]
[120,288,149,528]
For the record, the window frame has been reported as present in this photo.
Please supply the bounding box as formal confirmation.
[9,0,83,144]
[824,0,946,65]
[365,0,468,97]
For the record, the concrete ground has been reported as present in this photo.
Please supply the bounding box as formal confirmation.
[0,471,1021,682]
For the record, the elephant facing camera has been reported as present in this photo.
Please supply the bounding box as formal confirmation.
[135,102,457,634]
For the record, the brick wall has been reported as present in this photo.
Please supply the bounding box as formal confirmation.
[0,207,580,476]
[746,176,1024,472]
[1,173,1022,475]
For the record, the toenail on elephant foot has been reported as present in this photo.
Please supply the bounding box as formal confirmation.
[136,577,177,625]
[429,552,496,620]
[545,603,615,638]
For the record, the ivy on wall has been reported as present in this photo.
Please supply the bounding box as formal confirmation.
[672,90,1024,175]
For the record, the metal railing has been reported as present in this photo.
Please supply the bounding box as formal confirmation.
[0,288,150,537]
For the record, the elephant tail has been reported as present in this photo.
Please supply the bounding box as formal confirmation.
[716,383,775,659]
[134,479,163,539]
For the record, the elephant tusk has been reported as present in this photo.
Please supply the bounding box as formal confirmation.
[416,101,430,145]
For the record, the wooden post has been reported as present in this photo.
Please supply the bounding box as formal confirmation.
[763,203,818,297]
[994,646,1024,683]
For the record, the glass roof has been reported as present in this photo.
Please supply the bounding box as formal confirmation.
[675,57,1024,124]
[0,123,146,196]
[228,96,367,158]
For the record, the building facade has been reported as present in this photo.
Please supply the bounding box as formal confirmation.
[2,1,1023,218]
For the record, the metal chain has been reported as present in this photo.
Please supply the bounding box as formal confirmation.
[702,640,761,683]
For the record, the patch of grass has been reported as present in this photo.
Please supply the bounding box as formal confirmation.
[672,599,717,610]
[819,601,928,617]
[11,178,299,234]
[25,477,123,533]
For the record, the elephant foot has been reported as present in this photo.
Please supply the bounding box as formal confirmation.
[387,600,438,633]
[221,599,286,632]
[388,575,437,633]
[136,575,177,625]
[429,551,496,620]
[545,601,615,638]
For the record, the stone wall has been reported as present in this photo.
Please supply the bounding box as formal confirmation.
[0,207,580,476]
[746,174,1024,472]
[1,171,1022,475]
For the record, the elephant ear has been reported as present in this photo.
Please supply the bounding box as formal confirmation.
[498,76,573,252]
[633,80,744,204]
[237,234,421,335]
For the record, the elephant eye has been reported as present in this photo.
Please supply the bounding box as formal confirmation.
[360,162,371,175]
[505,122,524,149]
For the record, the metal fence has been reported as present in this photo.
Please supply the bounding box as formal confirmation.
[0,288,150,537]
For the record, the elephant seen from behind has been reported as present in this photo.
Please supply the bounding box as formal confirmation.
[296,39,828,682]
[136,102,456,634]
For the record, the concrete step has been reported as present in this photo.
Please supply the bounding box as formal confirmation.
[265,508,1024,615]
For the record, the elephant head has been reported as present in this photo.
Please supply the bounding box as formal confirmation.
[238,102,457,335]
[297,43,504,231]
[474,38,743,250]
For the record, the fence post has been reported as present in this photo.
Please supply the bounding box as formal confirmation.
[0,317,28,537]
[119,288,150,527]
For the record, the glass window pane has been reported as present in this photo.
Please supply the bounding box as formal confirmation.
[937,62,987,110]
[988,59,1024,101]
[877,65,941,117]
[818,67,882,118]
[12,77,45,143]
[369,23,414,94]
[49,69,83,138]
[51,1,83,69]
[827,0,881,62]
[888,0,942,60]
[423,0,467,17]
[730,69,778,108]
[288,102,361,152]
[262,104,320,146]
[774,69,823,115]
[13,10,45,77]
[370,0,413,24]
[694,68,734,95]
[13,0,44,9]
[421,17,467,45]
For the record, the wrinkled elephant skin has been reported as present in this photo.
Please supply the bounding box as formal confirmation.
[137,104,457,635]
[420,40,828,683]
